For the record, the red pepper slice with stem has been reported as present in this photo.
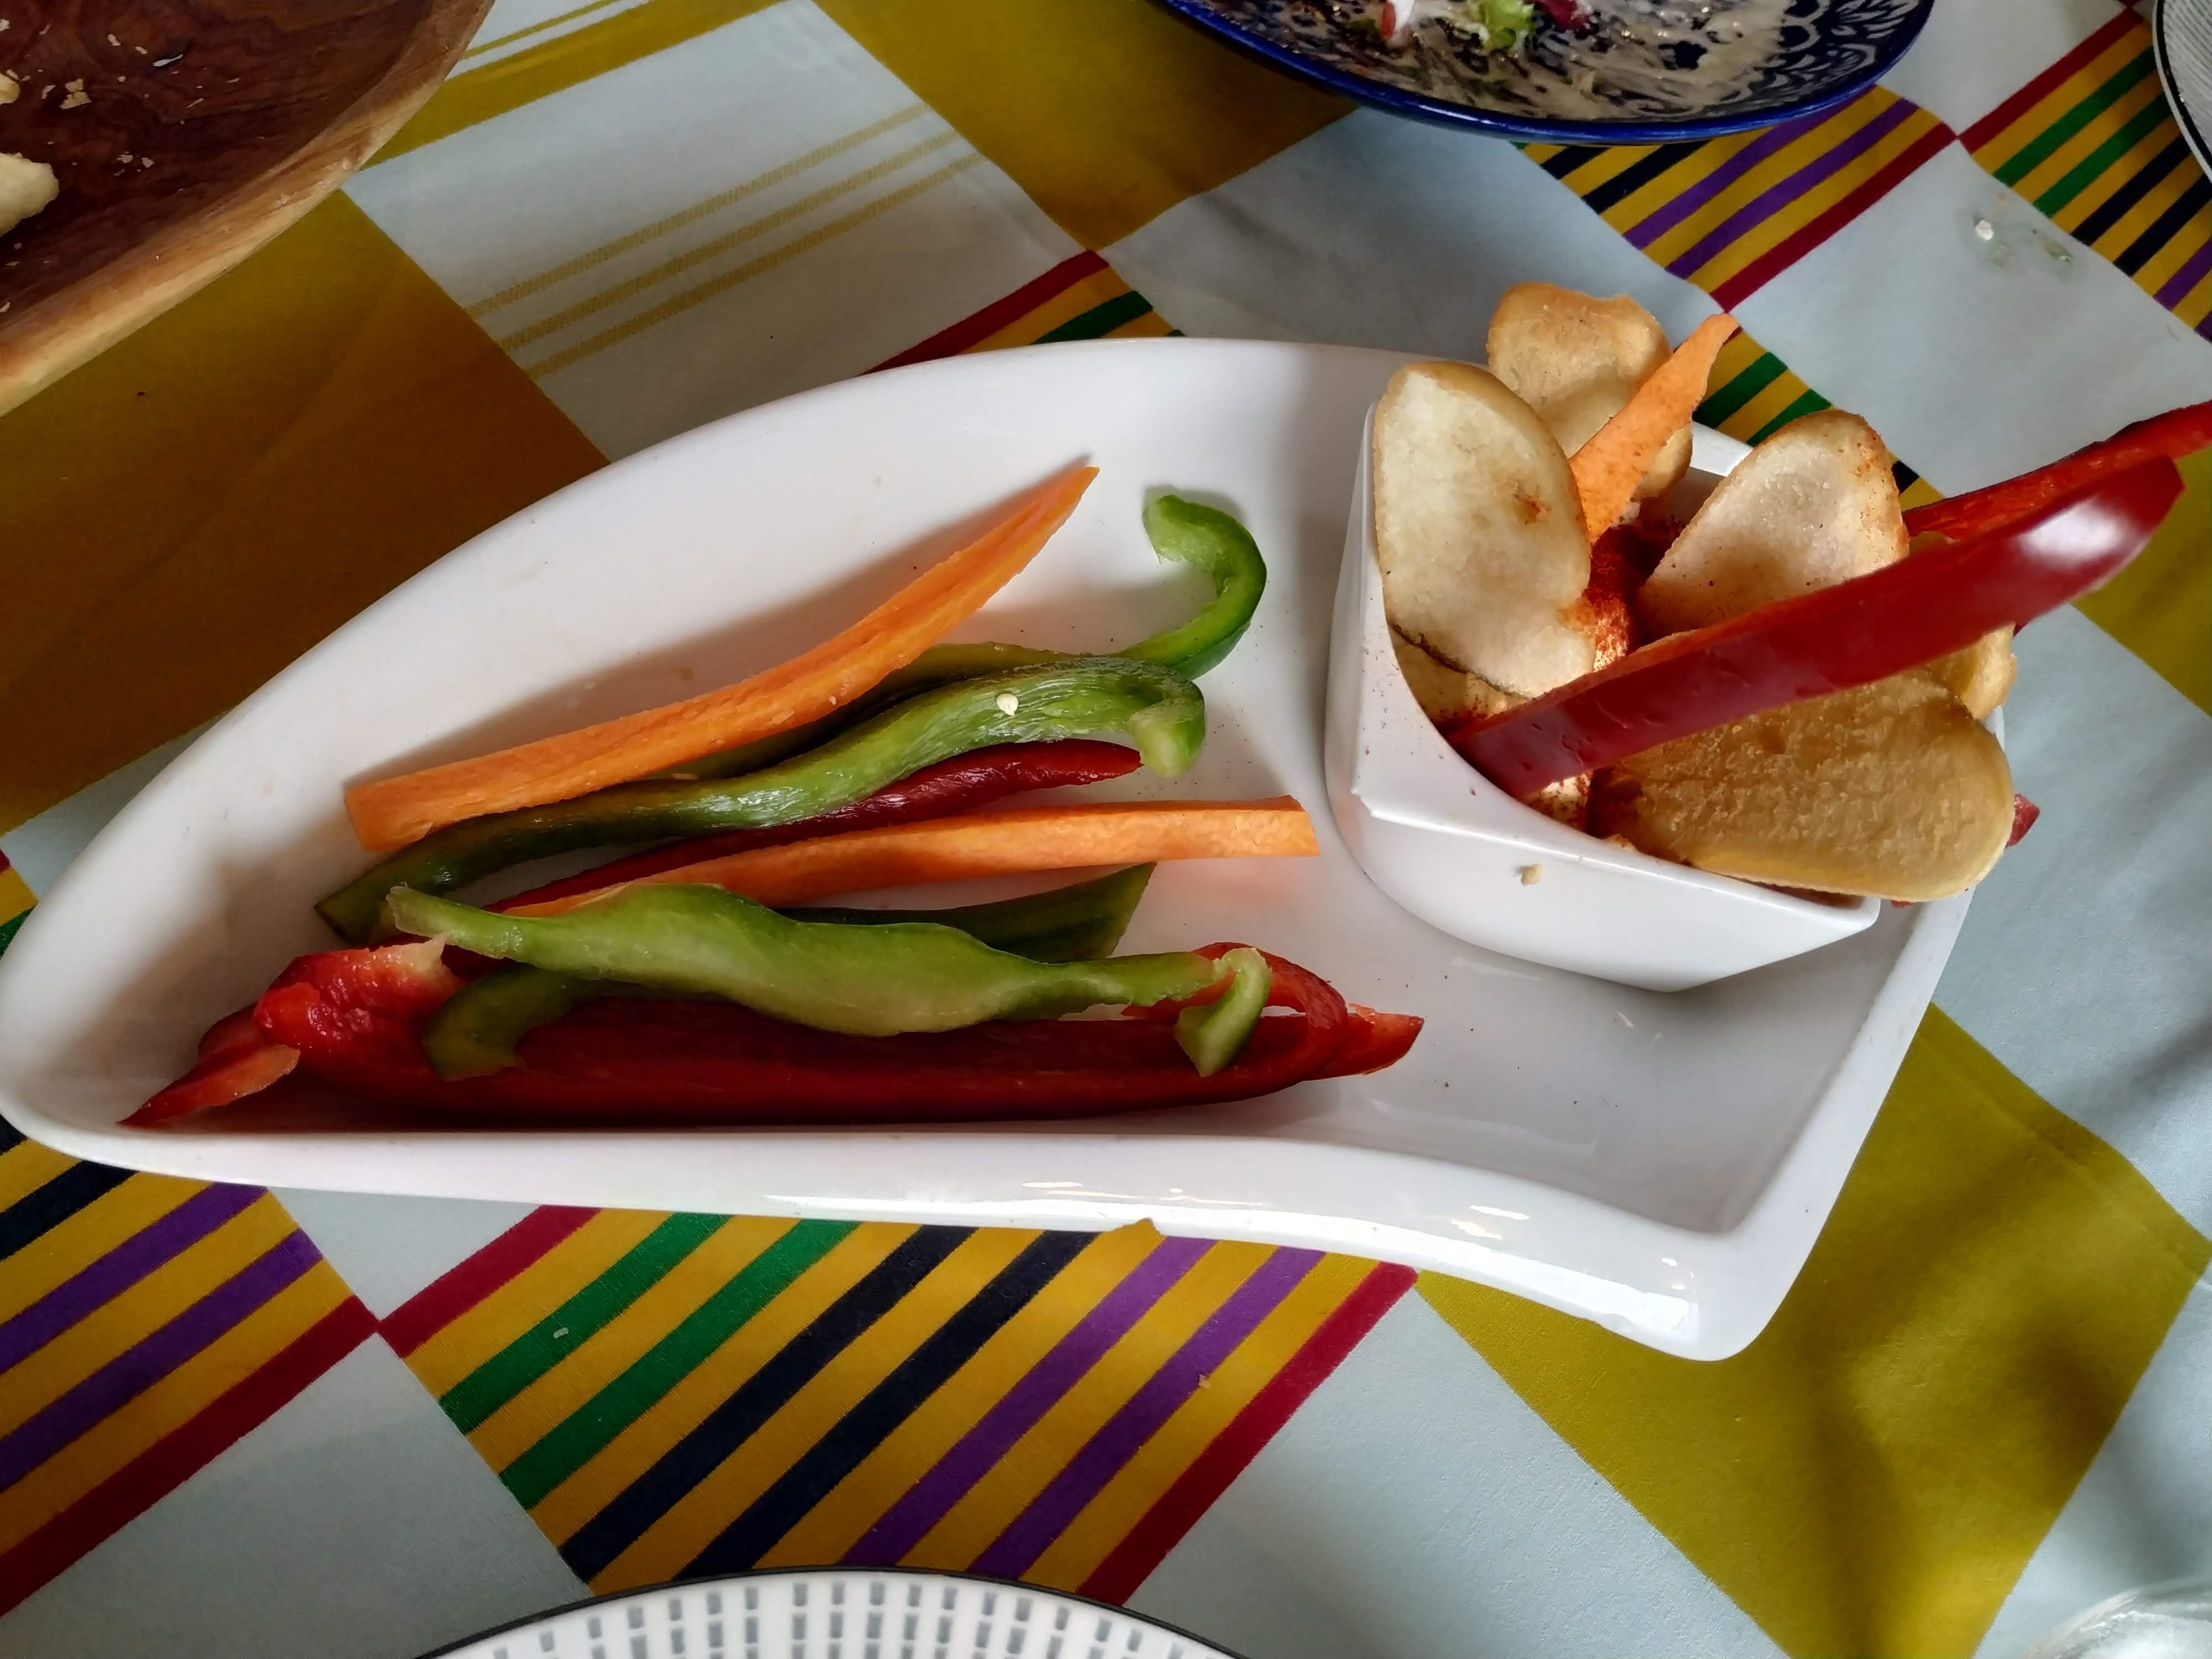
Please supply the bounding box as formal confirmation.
[494,739,1139,912]
[1904,401,2210,541]
[132,940,460,1125]
[131,941,1418,1126]
[1447,460,2184,797]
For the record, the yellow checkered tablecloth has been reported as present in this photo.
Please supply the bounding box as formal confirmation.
[1,2,2208,1655]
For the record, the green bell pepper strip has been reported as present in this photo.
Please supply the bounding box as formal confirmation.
[1173,946,1272,1077]
[386,883,1225,1041]
[421,969,613,1081]
[420,865,1156,1079]
[679,495,1265,780]
[1123,496,1268,679]
[789,862,1153,963]
[682,645,1067,781]
[317,658,1203,942]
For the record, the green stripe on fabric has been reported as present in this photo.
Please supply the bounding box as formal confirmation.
[499,1218,856,1508]
[377,0,783,163]
[1995,50,2157,186]
[1037,290,1155,343]
[0,911,24,959]
[2037,93,2174,217]
[1694,351,1790,429]
[1746,387,1833,445]
[444,1212,729,1433]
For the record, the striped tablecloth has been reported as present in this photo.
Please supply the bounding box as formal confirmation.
[2,1,2208,1654]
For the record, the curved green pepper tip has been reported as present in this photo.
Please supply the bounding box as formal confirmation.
[1174,947,1272,1077]
[1126,495,1267,681]
[422,966,607,1080]
[658,498,1262,783]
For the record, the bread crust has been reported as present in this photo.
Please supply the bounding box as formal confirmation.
[1588,675,2014,900]
[1374,361,1597,697]
[1486,282,1691,501]
[1637,410,1907,636]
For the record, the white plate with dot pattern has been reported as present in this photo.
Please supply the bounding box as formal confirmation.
[2156,0,2212,179]
[420,1569,1243,1659]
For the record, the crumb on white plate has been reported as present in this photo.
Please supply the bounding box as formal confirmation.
[1519,863,1542,885]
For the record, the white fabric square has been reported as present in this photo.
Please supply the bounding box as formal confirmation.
[1108,109,1721,357]
[1736,143,2212,493]
[0,1342,585,1659]
[346,1,1079,457]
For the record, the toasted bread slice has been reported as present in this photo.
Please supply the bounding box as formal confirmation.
[1908,530,2016,718]
[1374,361,1595,697]
[1390,633,1592,828]
[1391,629,1516,726]
[1926,630,2017,718]
[1572,526,1639,673]
[1487,283,1691,502]
[1525,773,1592,831]
[1387,531,1635,724]
[1637,409,1907,636]
[1588,674,2014,901]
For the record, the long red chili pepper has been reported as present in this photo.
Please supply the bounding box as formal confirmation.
[495,740,1140,911]
[1447,461,2183,797]
[1903,401,2210,540]
[131,941,1419,1127]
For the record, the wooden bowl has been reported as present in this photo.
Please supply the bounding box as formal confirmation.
[0,0,491,419]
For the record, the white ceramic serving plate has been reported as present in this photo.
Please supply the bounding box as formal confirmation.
[422,1569,1239,1659]
[1327,413,1881,992]
[0,340,1971,1360]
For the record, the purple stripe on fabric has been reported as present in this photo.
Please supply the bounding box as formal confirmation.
[1627,108,1830,247]
[0,1186,264,1376]
[847,1234,1212,1567]
[968,1247,1322,1580]
[1665,97,1915,279]
[2153,234,2212,308]
[0,1229,318,1491]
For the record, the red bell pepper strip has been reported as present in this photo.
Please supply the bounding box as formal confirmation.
[494,740,1140,912]
[132,941,1419,1126]
[1312,1006,1426,1078]
[1904,401,2211,541]
[1446,461,2184,797]
[1117,966,1421,1076]
[131,1008,301,1125]
[129,938,466,1124]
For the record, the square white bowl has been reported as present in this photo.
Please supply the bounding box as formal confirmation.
[1326,414,1881,992]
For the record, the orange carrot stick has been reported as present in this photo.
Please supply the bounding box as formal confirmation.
[1571,314,1739,535]
[506,798,1319,916]
[346,467,1099,852]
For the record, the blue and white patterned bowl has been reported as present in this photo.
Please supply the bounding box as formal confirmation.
[1157,0,1937,143]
